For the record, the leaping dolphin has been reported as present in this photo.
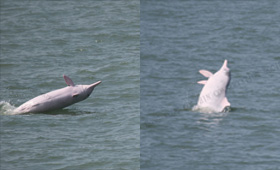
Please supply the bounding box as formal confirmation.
[193,60,231,113]
[13,75,101,114]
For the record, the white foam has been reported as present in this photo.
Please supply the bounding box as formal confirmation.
[0,101,17,115]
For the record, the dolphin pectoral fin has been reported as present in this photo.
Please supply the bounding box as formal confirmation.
[199,70,213,78]
[72,93,79,98]
[64,75,75,86]
[197,80,207,85]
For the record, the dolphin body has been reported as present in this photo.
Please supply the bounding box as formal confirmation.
[13,75,101,114]
[193,60,231,113]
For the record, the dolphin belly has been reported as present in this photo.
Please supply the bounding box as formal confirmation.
[14,88,74,114]
[193,60,231,113]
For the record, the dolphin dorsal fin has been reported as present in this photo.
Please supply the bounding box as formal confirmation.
[199,70,213,78]
[63,75,75,86]
[197,80,207,85]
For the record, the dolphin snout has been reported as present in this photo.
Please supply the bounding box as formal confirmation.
[222,59,230,70]
[223,60,228,67]
[90,81,102,88]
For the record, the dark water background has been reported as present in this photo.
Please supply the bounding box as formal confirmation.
[1,1,139,169]
[141,1,280,170]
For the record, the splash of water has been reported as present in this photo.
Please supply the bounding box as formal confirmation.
[0,101,17,115]
[192,105,231,114]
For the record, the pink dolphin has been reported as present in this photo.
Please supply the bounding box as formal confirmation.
[193,60,231,113]
[13,75,101,114]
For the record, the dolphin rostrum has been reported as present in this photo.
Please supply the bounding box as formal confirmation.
[13,75,101,114]
[193,60,231,113]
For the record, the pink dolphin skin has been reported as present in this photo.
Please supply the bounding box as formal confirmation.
[193,60,231,113]
[13,75,101,114]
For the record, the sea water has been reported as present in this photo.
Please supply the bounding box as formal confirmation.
[0,1,139,169]
[141,1,280,170]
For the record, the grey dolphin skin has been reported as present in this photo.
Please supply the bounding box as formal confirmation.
[13,75,101,114]
[193,60,231,113]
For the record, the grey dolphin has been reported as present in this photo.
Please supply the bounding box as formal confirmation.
[193,60,231,113]
[13,75,101,114]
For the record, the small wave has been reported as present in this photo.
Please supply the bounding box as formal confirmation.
[192,105,230,127]
[0,101,17,115]
[192,105,215,114]
[192,105,231,114]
